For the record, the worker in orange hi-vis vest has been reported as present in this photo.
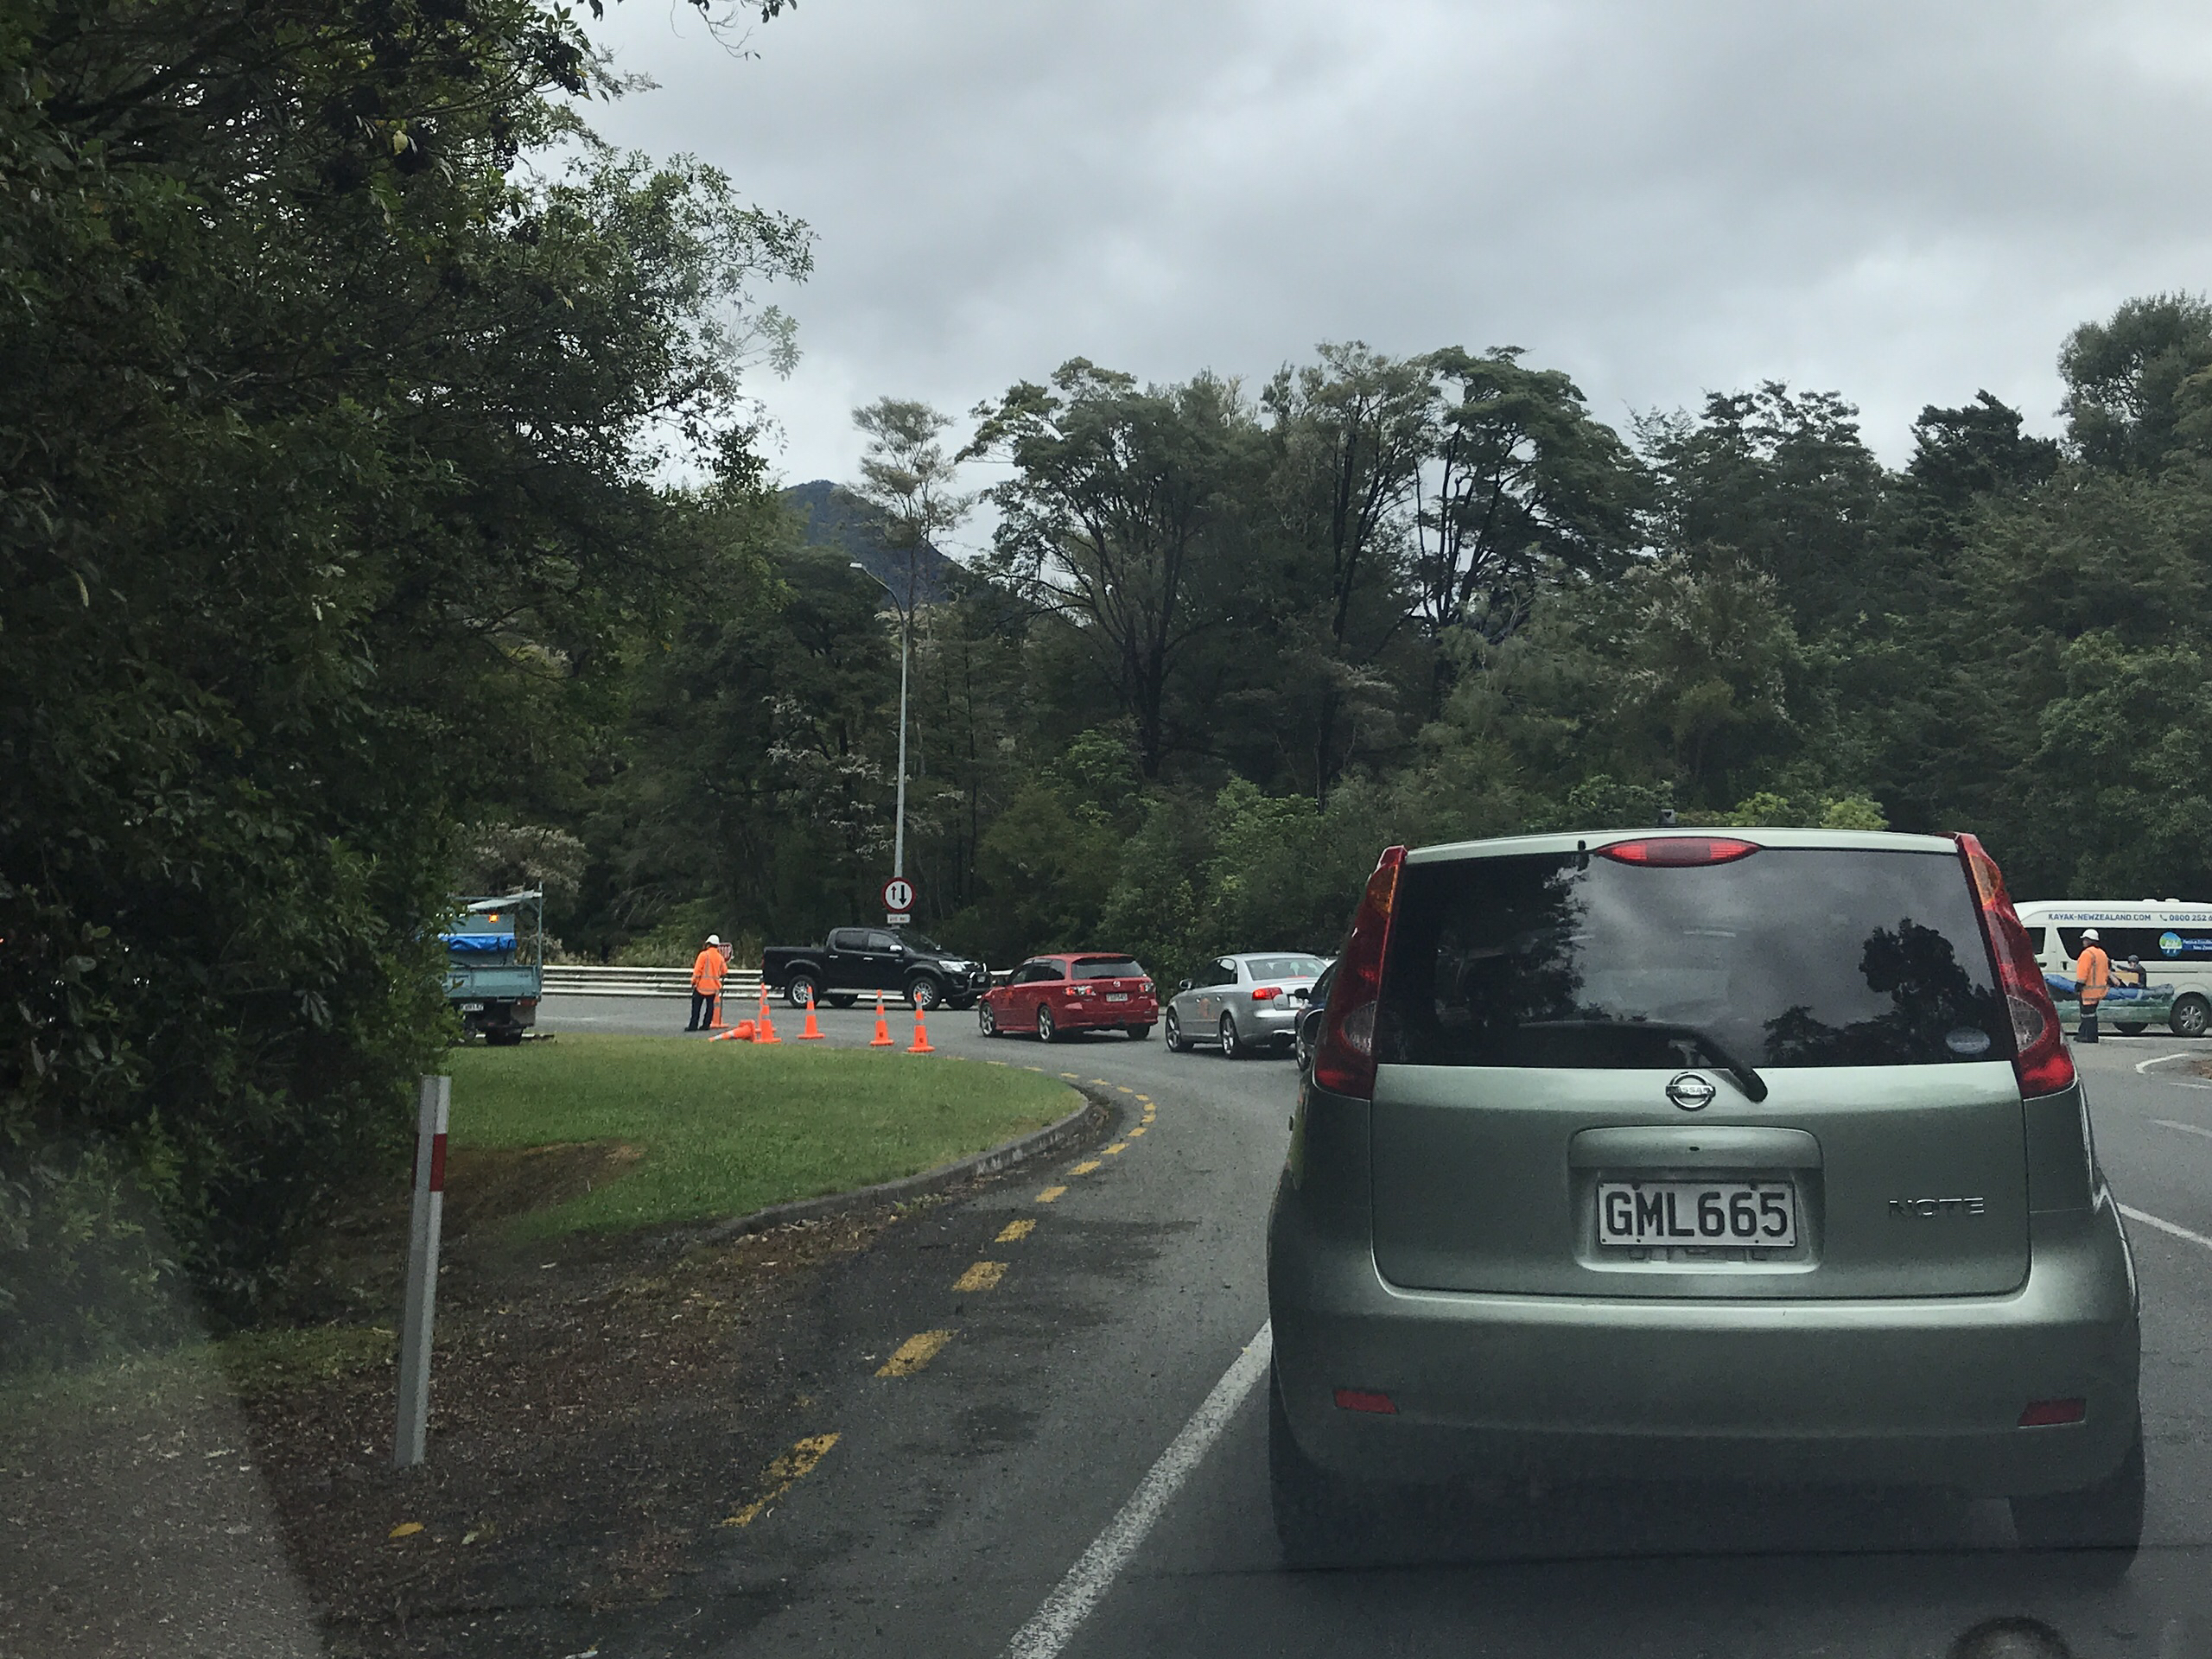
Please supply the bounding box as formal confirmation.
[687,934,728,1033]
[2075,927,2112,1045]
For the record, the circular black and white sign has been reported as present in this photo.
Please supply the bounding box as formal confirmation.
[881,876,917,914]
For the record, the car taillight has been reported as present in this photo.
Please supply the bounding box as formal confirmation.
[1312,845,1406,1100]
[1597,836,1759,866]
[1957,833,2075,1098]
[1252,986,1281,1001]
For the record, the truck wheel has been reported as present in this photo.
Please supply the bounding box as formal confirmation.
[486,1028,524,1047]
[2116,1023,2149,1036]
[828,994,856,1008]
[786,973,819,1010]
[907,976,943,1012]
[2174,995,2210,1038]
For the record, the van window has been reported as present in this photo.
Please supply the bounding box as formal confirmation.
[2055,926,2212,963]
[1378,849,2008,1070]
[2023,927,2048,957]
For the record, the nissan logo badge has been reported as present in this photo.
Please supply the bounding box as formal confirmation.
[1666,1072,1717,1111]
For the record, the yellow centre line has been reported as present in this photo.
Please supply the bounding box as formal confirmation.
[722,1433,840,1527]
[953,1261,1007,1293]
[1116,1085,1135,1096]
[876,1330,954,1377]
[1126,1126,1147,1137]
[1035,1185,1068,1203]
[1103,1141,1128,1154]
[1090,1077,1111,1086]
[1069,1160,1103,1176]
[995,1217,1037,1243]
[1059,1071,1079,1080]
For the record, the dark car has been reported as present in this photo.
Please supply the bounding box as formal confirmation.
[978,953,1158,1042]
[1292,959,1337,1072]
[761,926,989,1011]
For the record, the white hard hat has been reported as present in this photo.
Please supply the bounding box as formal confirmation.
[707,934,724,946]
[2082,928,2100,942]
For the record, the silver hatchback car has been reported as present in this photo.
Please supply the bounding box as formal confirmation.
[1268,829,2142,1567]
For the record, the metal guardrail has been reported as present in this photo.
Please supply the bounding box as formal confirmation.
[542,964,764,1000]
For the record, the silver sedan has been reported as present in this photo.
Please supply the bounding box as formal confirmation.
[1164,952,1331,1058]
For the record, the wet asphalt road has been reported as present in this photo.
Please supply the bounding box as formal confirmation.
[539,995,2212,1659]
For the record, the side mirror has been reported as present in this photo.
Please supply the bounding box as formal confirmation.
[1177,978,1192,993]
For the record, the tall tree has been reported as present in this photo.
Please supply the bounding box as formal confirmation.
[1261,342,1432,802]
[966,361,1259,779]
[1413,347,1642,650]
[2058,292,2212,474]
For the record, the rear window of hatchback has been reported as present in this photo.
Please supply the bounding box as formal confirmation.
[1377,846,2010,1070]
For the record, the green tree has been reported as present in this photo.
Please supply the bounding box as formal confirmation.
[0,0,806,1335]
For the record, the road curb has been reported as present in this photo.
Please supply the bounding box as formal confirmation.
[695,1083,1119,1245]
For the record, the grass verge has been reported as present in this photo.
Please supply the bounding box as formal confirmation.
[443,1036,1077,1236]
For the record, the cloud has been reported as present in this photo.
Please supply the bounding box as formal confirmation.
[580,0,2212,485]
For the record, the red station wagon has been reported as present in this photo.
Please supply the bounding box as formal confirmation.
[979,953,1158,1043]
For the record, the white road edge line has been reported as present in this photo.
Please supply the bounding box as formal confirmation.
[2133,1052,2212,1087]
[2153,1119,2212,1141]
[2137,1052,2193,1073]
[2120,1203,2212,1253]
[1002,1321,1274,1659]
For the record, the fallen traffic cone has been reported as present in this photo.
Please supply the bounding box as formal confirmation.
[869,995,894,1047]
[755,987,780,1045]
[712,1019,755,1042]
[906,1002,935,1054]
[799,989,825,1040]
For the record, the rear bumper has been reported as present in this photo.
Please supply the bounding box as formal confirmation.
[1060,1001,1157,1030]
[1269,1165,2140,1499]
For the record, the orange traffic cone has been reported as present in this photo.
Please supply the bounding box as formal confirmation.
[708,990,727,1030]
[712,1018,755,1042]
[907,1002,935,1054]
[755,987,780,1045]
[799,989,825,1040]
[869,995,894,1047]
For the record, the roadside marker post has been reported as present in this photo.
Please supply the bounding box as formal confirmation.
[394,1074,449,1468]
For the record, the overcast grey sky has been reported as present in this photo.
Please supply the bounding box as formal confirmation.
[580,0,2212,518]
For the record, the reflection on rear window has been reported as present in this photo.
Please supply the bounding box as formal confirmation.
[1247,956,1327,979]
[1379,849,2007,1069]
[1072,957,1146,980]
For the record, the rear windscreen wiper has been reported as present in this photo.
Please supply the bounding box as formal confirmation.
[1522,1020,1770,1103]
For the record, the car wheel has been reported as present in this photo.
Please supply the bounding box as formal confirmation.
[828,994,856,1008]
[2011,1430,2144,1580]
[1219,1014,1243,1059]
[2116,1023,2149,1036]
[978,1001,1000,1038]
[1125,1024,1153,1039]
[1165,1009,1189,1052]
[786,973,818,1010]
[907,976,943,1012]
[2173,994,2210,1038]
[1269,1363,1375,1568]
[1036,1005,1058,1043]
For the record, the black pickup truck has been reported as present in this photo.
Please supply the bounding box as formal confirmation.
[760,927,990,1012]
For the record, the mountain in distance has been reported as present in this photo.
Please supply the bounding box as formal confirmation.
[782,479,959,607]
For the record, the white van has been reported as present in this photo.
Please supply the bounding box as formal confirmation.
[2013,900,2212,1037]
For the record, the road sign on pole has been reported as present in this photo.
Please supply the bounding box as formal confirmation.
[882,875,916,925]
[394,1074,449,1468]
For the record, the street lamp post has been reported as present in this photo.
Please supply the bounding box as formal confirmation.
[852,562,912,881]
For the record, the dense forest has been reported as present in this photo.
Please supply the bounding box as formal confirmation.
[543,315,2212,998]
[5,0,2209,1345]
